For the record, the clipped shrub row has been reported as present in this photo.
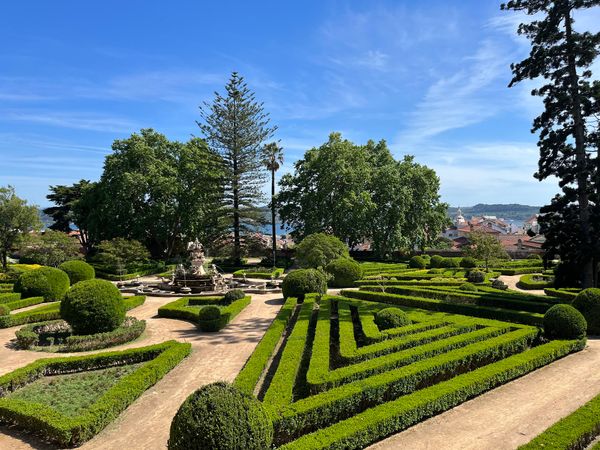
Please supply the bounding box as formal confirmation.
[341,289,544,326]
[271,326,539,443]
[0,340,191,446]
[0,283,13,293]
[235,295,298,395]
[15,317,146,352]
[544,287,580,301]
[518,273,554,290]
[233,267,285,279]
[280,339,583,449]
[0,296,44,315]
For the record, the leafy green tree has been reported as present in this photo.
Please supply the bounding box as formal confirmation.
[44,180,93,251]
[295,233,349,268]
[0,186,41,270]
[503,0,600,287]
[277,133,447,257]
[92,238,150,271]
[262,142,284,266]
[19,230,81,267]
[464,231,508,271]
[85,129,225,258]
[197,72,276,264]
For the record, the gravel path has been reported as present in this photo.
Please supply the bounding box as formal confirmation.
[369,339,600,450]
[0,293,284,449]
[499,274,547,296]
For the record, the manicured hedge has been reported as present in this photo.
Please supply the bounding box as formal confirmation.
[491,267,544,275]
[0,292,22,304]
[341,289,544,326]
[0,296,44,314]
[0,283,13,293]
[518,274,554,290]
[519,390,600,449]
[235,296,298,394]
[15,317,146,352]
[280,339,583,449]
[58,260,95,285]
[233,268,285,279]
[158,295,251,331]
[0,340,191,446]
[121,295,146,310]
[544,288,580,301]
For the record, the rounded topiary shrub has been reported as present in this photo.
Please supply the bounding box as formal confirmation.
[409,256,427,269]
[168,382,273,450]
[460,257,477,269]
[14,270,53,300]
[543,304,587,340]
[222,289,245,305]
[14,266,70,301]
[441,258,460,268]
[467,270,485,284]
[459,282,478,292]
[374,307,411,330]
[325,258,362,288]
[60,279,125,335]
[58,260,95,285]
[37,267,70,301]
[430,255,444,268]
[573,288,600,334]
[492,279,508,291]
[281,269,327,302]
[528,253,542,260]
[197,305,222,332]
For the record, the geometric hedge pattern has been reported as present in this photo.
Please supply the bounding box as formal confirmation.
[235,294,585,449]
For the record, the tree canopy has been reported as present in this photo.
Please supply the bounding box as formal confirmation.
[277,133,448,257]
[503,0,600,287]
[197,72,276,263]
[0,186,41,270]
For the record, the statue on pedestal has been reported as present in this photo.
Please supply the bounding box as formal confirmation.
[187,239,206,276]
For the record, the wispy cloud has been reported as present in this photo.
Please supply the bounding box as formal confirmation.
[1,110,140,133]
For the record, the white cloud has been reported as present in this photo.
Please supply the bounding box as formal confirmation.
[1,110,140,133]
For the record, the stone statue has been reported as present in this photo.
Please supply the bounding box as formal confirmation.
[187,239,206,275]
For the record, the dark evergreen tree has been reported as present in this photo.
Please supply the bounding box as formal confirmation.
[44,180,92,251]
[503,0,600,287]
[197,72,276,264]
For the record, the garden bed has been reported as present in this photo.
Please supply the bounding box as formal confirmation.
[15,317,146,352]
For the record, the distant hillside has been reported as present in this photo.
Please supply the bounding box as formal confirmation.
[448,204,540,222]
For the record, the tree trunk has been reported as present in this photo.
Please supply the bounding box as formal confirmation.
[565,9,594,288]
[233,158,241,265]
[1,251,6,271]
[271,168,277,267]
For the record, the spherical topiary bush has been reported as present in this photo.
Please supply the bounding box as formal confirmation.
[573,288,600,334]
[459,282,478,292]
[543,304,587,340]
[441,258,460,268]
[281,269,327,302]
[197,305,222,332]
[58,260,95,285]
[60,279,125,335]
[409,256,427,269]
[14,270,53,300]
[168,382,273,450]
[492,279,508,291]
[37,267,70,301]
[222,289,245,305]
[460,257,477,269]
[467,270,485,284]
[374,307,411,330]
[325,258,362,288]
[430,255,444,268]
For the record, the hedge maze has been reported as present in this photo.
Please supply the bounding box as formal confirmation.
[235,293,585,449]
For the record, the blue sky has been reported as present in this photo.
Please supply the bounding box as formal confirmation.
[1,1,599,208]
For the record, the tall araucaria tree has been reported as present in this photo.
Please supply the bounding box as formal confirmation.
[262,142,284,266]
[197,72,277,264]
[503,0,600,288]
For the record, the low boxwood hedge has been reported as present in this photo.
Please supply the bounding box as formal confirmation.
[544,287,580,301]
[15,316,146,352]
[0,340,191,446]
[518,274,554,290]
[233,268,285,279]
[158,295,251,332]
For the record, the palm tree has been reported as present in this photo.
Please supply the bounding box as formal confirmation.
[262,142,284,267]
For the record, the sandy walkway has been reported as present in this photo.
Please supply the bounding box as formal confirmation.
[369,339,600,450]
[0,293,284,449]
[499,274,548,296]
